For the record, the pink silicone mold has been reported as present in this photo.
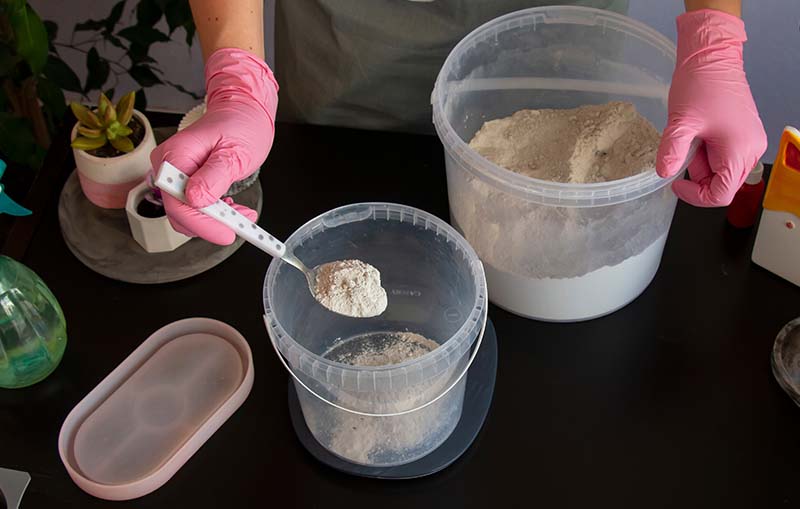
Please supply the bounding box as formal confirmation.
[58,318,253,501]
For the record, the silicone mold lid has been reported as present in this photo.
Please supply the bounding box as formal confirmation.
[58,318,253,501]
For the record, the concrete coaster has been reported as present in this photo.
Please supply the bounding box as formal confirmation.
[58,170,262,284]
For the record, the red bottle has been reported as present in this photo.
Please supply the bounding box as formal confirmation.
[727,162,766,228]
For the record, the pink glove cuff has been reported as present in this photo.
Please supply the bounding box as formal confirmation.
[205,48,279,126]
[676,10,746,66]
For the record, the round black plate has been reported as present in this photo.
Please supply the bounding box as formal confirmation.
[287,318,498,479]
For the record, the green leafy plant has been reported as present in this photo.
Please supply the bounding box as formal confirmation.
[0,0,199,173]
[57,0,200,112]
[0,0,59,170]
[71,90,136,153]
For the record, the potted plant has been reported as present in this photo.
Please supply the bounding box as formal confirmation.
[70,91,156,209]
[125,176,190,253]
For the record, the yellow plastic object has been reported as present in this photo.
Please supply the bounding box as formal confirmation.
[763,126,800,218]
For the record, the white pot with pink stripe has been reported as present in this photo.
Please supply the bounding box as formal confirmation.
[71,110,155,209]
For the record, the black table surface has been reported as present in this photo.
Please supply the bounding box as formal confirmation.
[2,120,800,508]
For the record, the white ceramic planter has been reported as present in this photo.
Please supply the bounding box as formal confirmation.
[72,110,156,209]
[125,181,190,253]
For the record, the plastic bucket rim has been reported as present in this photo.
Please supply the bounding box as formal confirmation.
[266,300,487,418]
[262,202,488,384]
[431,5,682,207]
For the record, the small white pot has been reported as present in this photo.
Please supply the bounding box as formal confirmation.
[125,181,190,253]
[72,110,156,209]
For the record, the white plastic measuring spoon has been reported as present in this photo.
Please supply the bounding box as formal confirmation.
[154,161,387,318]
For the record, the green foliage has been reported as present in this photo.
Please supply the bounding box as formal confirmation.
[36,74,66,132]
[6,0,48,73]
[0,112,45,169]
[43,55,81,92]
[0,0,199,173]
[70,90,137,153]
[84,47,109,93]
[117,25,170,46]
[116,90,134,125]
[68,0,199,101]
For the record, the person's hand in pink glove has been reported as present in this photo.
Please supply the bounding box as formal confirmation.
[149,48,279,245]
[656,8,767,207]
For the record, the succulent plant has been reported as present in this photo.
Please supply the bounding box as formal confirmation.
[70,91,137,153]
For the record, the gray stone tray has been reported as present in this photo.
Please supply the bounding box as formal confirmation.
[58,169,262,284]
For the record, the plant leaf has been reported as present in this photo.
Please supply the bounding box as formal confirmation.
[110,135,134,153]
[136,0,162,26]
[183,21,196,46]
[43,56,82,93]
[116,90,135,125]
[8,3,48,73]
[105,1,126,32]
[0,83,7,111]
[0,112,43,169]
[84,47,109,93]
[74,19,105,32]
[101,97,116,124]
[116,124,132,136]
[43,20,57,52]
[163,79,202,100]
[104,32,127,51]
[126,43,156,65]
[70,102,102,129]
[37,76,67,135]
[71,134,108,151]
[77,125,102,138]
[37,75,67,120]
[97,93,107,116]
[129,64,161,87]
[44,20,57,41]
[0,44,21,76]
[105,125,117,140]
[98,92,113,117]
[164,0,192,34]
[117,26,170,47]
[134,88,147,112]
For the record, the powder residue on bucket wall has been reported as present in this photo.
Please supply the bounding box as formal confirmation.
[301,332,459,466]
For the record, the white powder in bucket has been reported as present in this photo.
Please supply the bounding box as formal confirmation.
[301,332,461,466]
[313,259,388,318]
[468,101,660,184]
[452,101,671,319]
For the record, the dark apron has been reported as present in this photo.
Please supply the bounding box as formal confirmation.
[275,0,628,133]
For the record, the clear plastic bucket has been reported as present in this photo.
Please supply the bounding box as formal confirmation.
[432,6,686,321]
[263,203,487,467]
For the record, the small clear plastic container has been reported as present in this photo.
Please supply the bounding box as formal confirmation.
[59,318,254,501]
[263,203,487,467]
[432,7,686,321]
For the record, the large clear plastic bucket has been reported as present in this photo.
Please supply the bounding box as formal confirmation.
[432,6,686,321]
[264,203,487,466]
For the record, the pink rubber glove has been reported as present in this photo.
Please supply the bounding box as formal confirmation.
[150,48,279,245]
[656,9,766,207]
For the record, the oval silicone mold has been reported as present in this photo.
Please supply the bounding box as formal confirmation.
[58,318,253,501]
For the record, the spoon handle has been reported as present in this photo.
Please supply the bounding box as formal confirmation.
[155,161,287,259]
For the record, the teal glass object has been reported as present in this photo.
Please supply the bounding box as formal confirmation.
[0,159,32,217]
[0,256,66,388]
